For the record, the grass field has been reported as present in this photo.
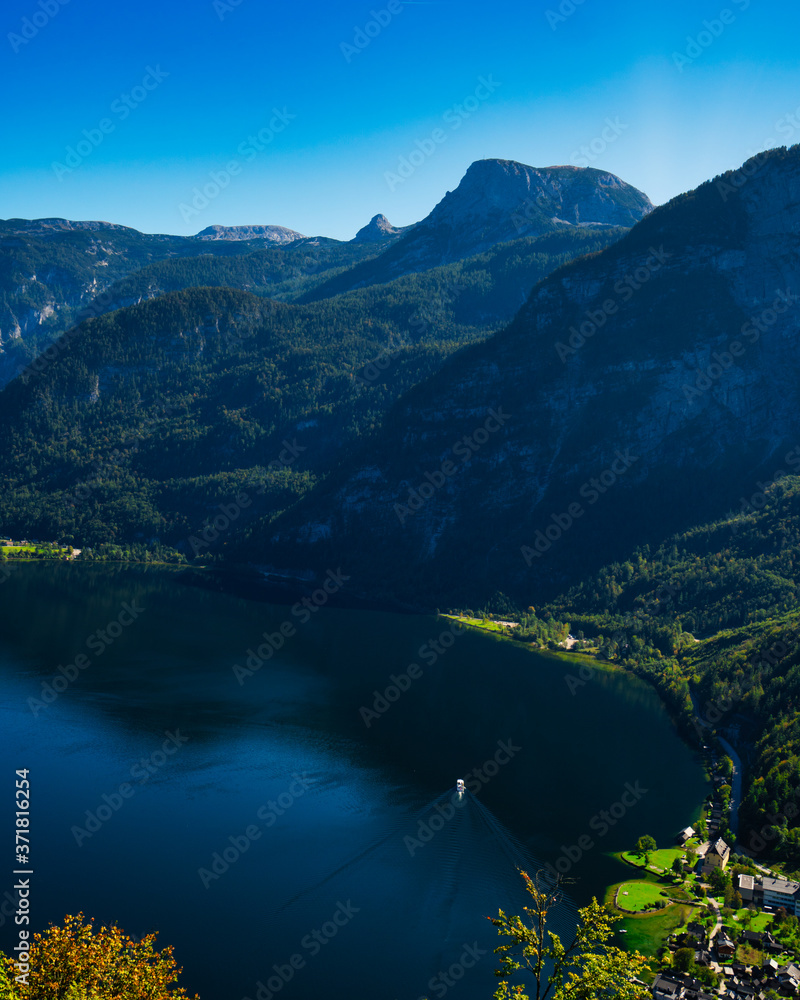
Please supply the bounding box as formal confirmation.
[726,908,773,932]
[620,848,684,874]
[442,614,516,633]
[617,903,697,956]
[2,543,63,553]
[616,881,667,912]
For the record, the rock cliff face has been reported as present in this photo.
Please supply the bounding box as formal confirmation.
[267,146,800,608]
[423,158,651,246]
[193,224,304,242]
[0,219,308,380]
[308,159,652,296]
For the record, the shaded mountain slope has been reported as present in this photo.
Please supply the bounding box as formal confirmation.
[256,146,800,609]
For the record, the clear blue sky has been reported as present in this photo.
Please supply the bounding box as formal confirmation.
[2,0,799,239]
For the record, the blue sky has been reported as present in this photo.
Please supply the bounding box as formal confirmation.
[2,0,800,239]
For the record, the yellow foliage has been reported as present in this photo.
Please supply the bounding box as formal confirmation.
[0,914,199,1000]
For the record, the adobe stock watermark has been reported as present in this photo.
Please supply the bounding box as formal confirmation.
[545,0,589,30]
[71,730,190,846]
[359,620,466,727]
[394,408,511,524]
[178,108,296,224]
[404,740,521,856]
[340,1,403,62]
[187,490,254,557]
[385,76,501,191]
[520,449,639,564]
[52,66,170,179]
[354,336,409,386]
[746,790,800,855]
[417,942,488,1000]
[554,246,669,362]
[570,118,629,167]
[8,0,70,53]
[672,0,750,72]
[511,192,551,235]
[198,773,313,888]
[544,781,648,877]
[0,558,21,586]
[28,601,146,716]
[0,886,25,930]
[232,569,350,685]
[213,0,247,20]
[241,900,360,1000]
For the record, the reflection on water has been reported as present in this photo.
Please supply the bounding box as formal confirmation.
[0,565,707,999]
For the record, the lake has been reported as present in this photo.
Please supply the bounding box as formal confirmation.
[0,564,707,999]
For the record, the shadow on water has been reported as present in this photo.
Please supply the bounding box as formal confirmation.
[276,786,577,992]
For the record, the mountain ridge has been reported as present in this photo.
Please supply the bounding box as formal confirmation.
[258,145,800,610]
[301,158,653,300]
[193,224,305,242]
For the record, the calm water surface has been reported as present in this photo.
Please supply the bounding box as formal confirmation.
[0,565,707,999]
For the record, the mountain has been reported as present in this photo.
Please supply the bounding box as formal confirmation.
[303,159,653,299]
[0,162,646,383]
[258,145,800,610]
[0,218,135,235]
[0,224,385,389]
[0,222,625,549]
[352,214,406,243]
[193,224,305,242]
[74,237,395,318]
[0,219,272,365]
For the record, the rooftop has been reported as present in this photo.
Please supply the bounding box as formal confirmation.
[762,876,800,895]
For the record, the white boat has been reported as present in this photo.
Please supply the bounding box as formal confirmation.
[456,779,465,792]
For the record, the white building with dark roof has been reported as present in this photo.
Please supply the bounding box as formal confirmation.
[737,872,800,914]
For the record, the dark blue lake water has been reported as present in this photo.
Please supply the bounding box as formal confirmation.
[0,564,707,999]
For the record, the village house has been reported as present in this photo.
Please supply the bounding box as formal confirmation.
[653,951,800,1000]
[651,972,715,1000]
[704,836,731,870]
[739,930,782,954]
[716,931,736,960]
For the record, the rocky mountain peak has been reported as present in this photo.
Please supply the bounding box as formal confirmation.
[193,224,305,243]
[352,214,403,243]
[425,158,653,236]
